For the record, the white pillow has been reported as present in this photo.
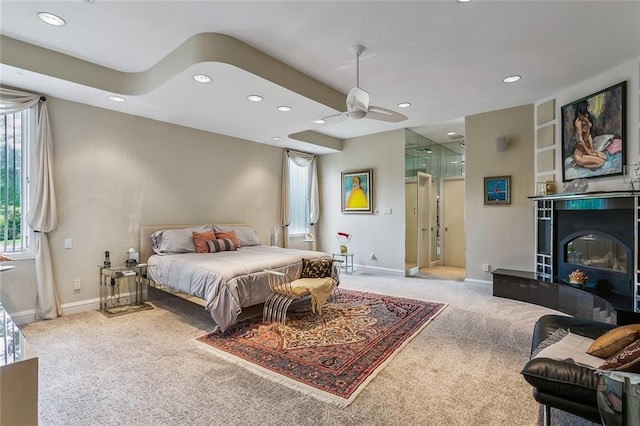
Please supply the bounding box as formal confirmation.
[151,225,212,254]
[213,225,262,246]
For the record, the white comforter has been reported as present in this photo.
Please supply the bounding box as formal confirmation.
[147,246,328,331]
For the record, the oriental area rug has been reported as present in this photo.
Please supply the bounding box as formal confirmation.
[196,289,447,407]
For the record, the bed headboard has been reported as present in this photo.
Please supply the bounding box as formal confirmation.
[139,223,249,263]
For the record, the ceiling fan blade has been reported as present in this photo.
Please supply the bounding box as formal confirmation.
[365,105,408,123]
[319,112,349,125]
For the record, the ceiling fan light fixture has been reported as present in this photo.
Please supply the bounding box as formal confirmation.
[37,12,66,26]
[398,102,411,108]
[347,110,367,120]
[277,106,292,112]
[247,95,263,102]
[192,74,212,83]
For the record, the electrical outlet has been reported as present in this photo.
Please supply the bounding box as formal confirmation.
[73,279,82,291]
[64,238,73,249]
[482,264,490,272]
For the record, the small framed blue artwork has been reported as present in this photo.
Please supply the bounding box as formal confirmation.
[484,176,511,206]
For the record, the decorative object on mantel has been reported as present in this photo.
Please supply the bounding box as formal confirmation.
[537,181,557,195]
[623,163,640,190]
[563,178,589,194]
[569,269,588,285]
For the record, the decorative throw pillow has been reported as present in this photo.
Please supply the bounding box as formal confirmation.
[599,339,640,373]
[192,231,217,253]
[207,238,236,253]
[213,225,262,246]
[300,257,333,279]
[586,324,640,358]
[214,231,241,248]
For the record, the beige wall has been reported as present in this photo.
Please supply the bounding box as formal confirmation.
[465,104,535,282]
[317,129,406,273]
[1,98,283,318]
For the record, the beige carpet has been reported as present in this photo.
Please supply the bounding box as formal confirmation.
[22,272,598,426]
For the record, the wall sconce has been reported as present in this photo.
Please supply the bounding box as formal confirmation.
[496,137,509,152]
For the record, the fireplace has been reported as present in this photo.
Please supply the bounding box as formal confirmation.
[534,192,640,323]
[555,199,633,310]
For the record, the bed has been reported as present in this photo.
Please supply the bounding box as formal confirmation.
[139,224,331,332]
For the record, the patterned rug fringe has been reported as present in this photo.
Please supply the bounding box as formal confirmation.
[195,301,448,408]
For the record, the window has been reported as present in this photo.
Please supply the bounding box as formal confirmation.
[287,157,311,235]
[0,108,32,255]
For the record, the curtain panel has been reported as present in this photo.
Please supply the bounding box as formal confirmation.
[0,87,60,319]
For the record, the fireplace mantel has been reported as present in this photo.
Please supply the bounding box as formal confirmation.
[532,191,639,323]
[529,190,640,201]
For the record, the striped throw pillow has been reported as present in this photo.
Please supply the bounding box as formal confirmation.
[207,238,236,253]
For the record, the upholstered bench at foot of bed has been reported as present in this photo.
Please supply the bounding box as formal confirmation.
[263,270,335,325]
[521,314,618,425]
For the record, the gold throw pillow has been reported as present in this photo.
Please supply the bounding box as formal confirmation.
[586,324,640,358]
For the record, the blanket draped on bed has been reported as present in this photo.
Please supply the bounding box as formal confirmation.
[147,246,329,331]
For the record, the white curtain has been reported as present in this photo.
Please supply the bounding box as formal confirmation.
[281,149,319,248]
[0,87,60,319]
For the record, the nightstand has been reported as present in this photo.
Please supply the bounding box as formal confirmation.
[98,263,152,317]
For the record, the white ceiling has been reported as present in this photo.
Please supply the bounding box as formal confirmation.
[1,1,639,154]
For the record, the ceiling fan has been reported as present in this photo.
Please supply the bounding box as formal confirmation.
[322,45,408,124]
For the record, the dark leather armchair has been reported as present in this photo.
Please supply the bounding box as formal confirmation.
[521,314,617,425]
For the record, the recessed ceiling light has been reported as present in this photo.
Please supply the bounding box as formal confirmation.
[247,95,263,102]
[458,0,472,3]
[398,102,411,108]
[314,119,326,124]
[272,136,282,141]
[277,106,292,112]
[503,75,521,83]
[37,12,66,26]
[107,95,125,102]
[193,74,212,83]
[446,131,456,136]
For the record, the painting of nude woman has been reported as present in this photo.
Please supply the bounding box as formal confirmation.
[561,81,626,182]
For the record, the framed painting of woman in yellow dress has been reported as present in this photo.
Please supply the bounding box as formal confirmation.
[342,169,372,213]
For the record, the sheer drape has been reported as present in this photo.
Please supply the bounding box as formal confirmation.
[281,149,319,248]
[1,87,60,319]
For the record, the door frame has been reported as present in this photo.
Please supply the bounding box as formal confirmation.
[417,172,432,269]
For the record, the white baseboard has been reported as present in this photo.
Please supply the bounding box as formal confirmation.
[11,296,104,325]
[464,278,492,285]
[352,264,405,276]
[8,309,39,326]
[61,297,101,316]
